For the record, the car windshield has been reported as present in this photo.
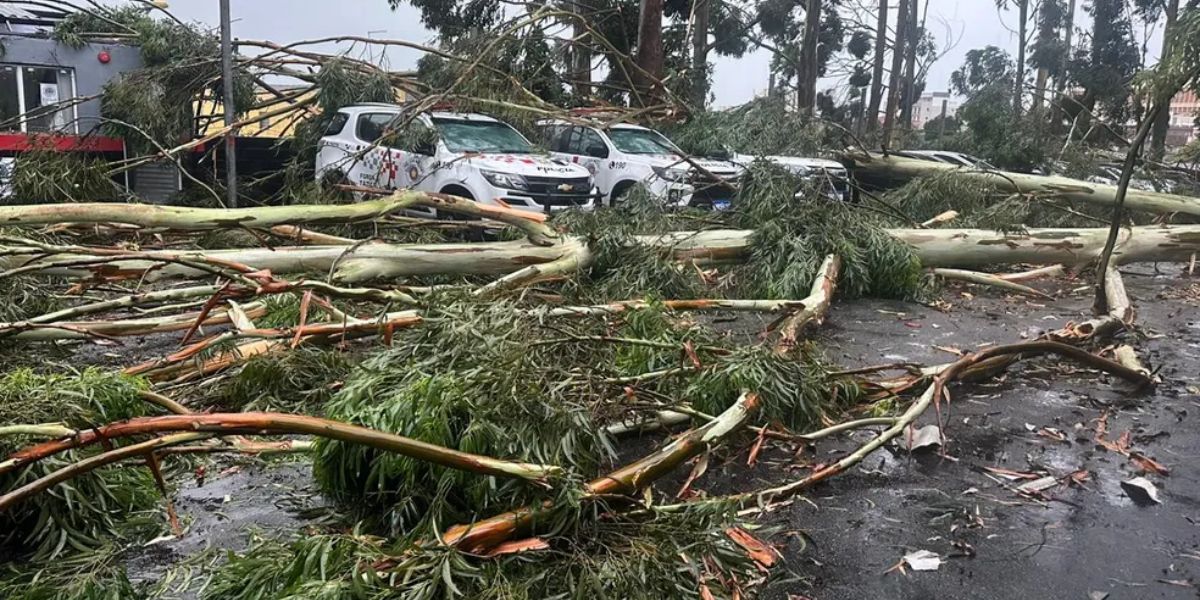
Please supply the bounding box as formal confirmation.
[607,128,679,154]
[433,118,533,153]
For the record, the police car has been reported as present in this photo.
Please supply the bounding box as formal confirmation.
[729,153,852,201]
[536,120,743,209]
[315,104,599,215]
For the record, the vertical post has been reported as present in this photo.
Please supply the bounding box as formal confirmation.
[220,0,238,208]
[937,98,948,143]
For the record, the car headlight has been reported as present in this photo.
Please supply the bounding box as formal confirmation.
[482,170,529,191]
[652,166,689,182]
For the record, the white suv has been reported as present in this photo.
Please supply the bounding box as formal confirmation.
[315,105,598,215]
[729,154,851,201]
[537,120,743,209]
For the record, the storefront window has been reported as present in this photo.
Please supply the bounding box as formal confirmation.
[0,65,76,134]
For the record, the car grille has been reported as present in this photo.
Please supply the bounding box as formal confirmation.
[520,175,593,207]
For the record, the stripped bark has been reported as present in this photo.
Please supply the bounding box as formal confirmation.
[774,255,840,353]
[1048,264,1132,342]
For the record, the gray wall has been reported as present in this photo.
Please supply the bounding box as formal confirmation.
[0,36,142,134]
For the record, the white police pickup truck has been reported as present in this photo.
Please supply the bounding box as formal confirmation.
[315,104,599,215]
[536,120,743,209]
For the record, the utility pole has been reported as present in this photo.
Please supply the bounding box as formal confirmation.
[220,0,238,208]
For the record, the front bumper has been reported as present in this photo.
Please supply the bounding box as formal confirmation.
[498,187,602,213]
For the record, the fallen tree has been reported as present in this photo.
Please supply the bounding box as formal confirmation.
[3,225,1198,285]
[842,151,1200,218]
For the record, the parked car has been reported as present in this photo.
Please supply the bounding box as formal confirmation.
[894,150,996,170]
[729,153,851,201]
[315,104,599,215]
[536,120,743,209]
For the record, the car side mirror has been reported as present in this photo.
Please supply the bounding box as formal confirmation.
[585,143,607,158]
[414,141,435,156]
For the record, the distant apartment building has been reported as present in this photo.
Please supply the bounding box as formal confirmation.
[1167,90,1198,146]
[911,91,960,130]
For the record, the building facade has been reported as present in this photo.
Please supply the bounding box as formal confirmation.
[911,91,960,131]
[1167,90,1199,147]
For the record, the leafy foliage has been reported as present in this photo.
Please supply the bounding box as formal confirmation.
[312,303,613,533]
[201,509,769,600]
[7,145,123,204]
[733,162,925,299]
[0,543,149,600]
[205,348,357,414]
[0,369,160,561]
[664,96,832,158]
[54,6,255,156]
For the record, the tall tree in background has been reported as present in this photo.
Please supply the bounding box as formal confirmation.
[756,0,843,112]
[797,0,822,114]
[674,0,752,107]
[1029,0,1067,112]
[882,0,909,147]
[690,0,711,105]
[1068,0,1139,132]
[996,0,1031,114]
[1144,0,1181,158]
[1052,0,1076,125]
[866,0,888,131]
[569,0,597,99]
[635,0,666,104]
[899,0,920,127]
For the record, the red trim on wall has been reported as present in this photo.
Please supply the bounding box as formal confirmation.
[0,133,125,153]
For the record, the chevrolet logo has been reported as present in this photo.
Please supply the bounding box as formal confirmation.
[557,183,574,192]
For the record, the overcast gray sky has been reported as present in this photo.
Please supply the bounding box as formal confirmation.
[161,0,1164,108]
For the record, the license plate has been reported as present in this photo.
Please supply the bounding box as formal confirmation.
[713,199,732,211]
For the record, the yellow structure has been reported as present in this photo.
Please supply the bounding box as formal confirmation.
[194,85,407,139]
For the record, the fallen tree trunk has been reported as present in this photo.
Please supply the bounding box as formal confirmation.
[0,237,589,283]
[841,151,1200,218]
[647,225,1200,268]
[0,302,265,341]
[4,226,1197,285]
[0,191,560,245]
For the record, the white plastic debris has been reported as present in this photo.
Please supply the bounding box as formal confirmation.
[1016,476,1058,494]
[903,424,942,452]
[1120,477,1161,505]
[903,549,942,571]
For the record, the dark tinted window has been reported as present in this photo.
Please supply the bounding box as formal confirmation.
[355,112,396,142]
[323,112,350,136]
[560,127,604,154]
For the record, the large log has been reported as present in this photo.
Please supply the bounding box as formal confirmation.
[651,225,1200,268]
[840,151,1200,218]
[0,237,589,283]
[0,191,560,246]
[3,225,1197,284]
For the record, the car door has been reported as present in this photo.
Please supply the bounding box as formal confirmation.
[315,111,353,180]
[352,112,403,190]
[387,117,439,192]
[574,127,612,192]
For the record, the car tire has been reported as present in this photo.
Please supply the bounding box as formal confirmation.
[610,181,636,206]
